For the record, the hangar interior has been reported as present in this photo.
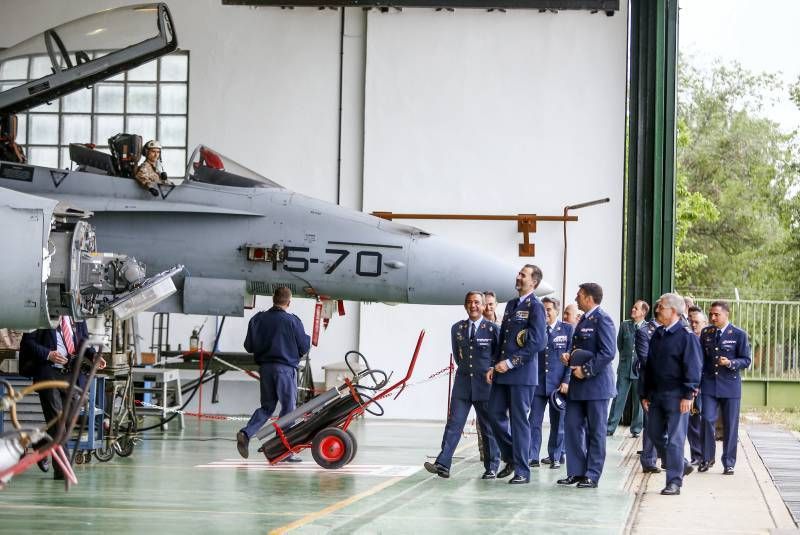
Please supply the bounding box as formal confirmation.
[0,0,704,533]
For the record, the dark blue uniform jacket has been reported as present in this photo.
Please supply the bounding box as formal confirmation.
[244,307,310,368]
[451,318,499,401]
[534,321,573,397]
[567,307,616,400]
[495,294,547,386]
[699,324,751,399]
[641,321,702,401]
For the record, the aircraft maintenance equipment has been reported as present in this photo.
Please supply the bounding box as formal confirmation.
[255,330,424,469]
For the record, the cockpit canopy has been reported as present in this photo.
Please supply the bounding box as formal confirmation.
[186,145,283,189]
[0,3,176,115]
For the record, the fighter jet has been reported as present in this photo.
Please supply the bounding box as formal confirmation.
[0,3,552,322]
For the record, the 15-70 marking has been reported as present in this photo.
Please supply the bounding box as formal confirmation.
[283,247,383,277]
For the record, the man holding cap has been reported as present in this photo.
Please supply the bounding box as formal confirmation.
[558,283,616,489]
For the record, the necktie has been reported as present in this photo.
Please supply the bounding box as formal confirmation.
[547,325,552,337]
[469,322,476,341]
[61,316,76,355]
[715,329,722,346]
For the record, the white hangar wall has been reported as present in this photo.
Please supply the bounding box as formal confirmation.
[0,1,628,420]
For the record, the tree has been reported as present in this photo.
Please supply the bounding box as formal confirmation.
[675,58,800,299]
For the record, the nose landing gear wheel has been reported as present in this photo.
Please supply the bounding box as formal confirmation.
[311,427,354,469]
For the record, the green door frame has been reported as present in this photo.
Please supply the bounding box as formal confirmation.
[622,0,679,315]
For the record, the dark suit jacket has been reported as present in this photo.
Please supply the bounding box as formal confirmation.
[19,322,95,379]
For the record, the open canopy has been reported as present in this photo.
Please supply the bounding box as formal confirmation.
[0,3,177,115]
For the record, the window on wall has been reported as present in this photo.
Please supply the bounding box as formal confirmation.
[0,51,189,178]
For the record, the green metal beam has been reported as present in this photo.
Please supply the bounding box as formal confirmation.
[622,0,678,316]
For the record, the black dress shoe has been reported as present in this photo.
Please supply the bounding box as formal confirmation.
[528,460,540,468]
[630,433,640,438]
[550,461,561,469]
[636,450,643,455]
[691,458,701,466]
[557,475,585,485]
[642,465,661,474]
[540,457,553,465]
[481,470,497,480]
[509,474,530,484]
[423,461,450,478]
[37,456,50,473]
[723,466,735,475]
[660,483,681,495]
[698,461,710,473]
[497,463,515,478]
[683,462,694,476]
[236,431,249,459]
[577,478,598,488]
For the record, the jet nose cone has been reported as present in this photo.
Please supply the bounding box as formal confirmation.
[406,234,517,305]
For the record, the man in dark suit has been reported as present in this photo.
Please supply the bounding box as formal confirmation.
[425,291,500,479]
[486,264,547,484]
[237,287,310,460]
[640,293,702,496]
[528,296,572,469]
[635,318,661,473]
[558,282,616,488]
[607,300,648,437]
[19,316,105,480]
[698,300,751,475]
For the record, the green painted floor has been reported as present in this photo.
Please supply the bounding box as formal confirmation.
[0,419,636,534]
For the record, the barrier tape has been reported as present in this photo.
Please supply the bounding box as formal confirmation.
[133,363,453,422]
[134,399,251,421]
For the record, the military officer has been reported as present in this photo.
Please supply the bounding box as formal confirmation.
[635,317,661,473]
[425,291,500,479]
[529,297,573,469]
[483,290,501,325]
[236,287,310,460]
[698,301,751,475]
[486,264,547,484]
[607,300,649,437]
[686,307,709,465]
[640,294,703,496]
[563,303,580,327]
[557,282,616,489]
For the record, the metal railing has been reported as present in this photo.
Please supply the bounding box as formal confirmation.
[694,298,800,380]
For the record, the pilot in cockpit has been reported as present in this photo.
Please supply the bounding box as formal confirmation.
[135,139,173,196]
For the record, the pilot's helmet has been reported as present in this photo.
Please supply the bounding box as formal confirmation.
[143,139,162,156]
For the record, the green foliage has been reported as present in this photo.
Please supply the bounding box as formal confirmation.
[675,58,800,299]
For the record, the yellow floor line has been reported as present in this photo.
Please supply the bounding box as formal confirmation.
[268,437,479,534]
[268,476,406,535]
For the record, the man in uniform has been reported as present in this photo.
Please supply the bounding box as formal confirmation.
[135,139,171,196]
[558,282,616,488]
[482,290,500,325]
[486,264,547,484]
[563,303,580,327]
[686,306,708,465]
[529,297,572,469]
[635,315,661,473]
[19,317,106,480]
[425,291,500,479]
[640,294,702,496]
[236,287,310,459]
[698,300,751,475]
[607,300,649,437]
